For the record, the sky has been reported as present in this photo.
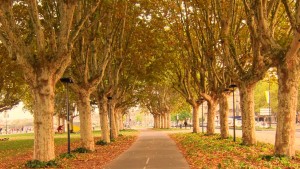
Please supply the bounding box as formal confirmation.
[1,102,33,120]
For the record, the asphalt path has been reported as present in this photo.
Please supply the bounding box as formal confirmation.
[103,129,190,169]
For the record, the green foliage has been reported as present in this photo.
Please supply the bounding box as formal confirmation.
[171,110,192,121]
[25,160,59,168]
[0,45,27,113]
[59,153,76,159]
[71,147,92,153]
[135,112,143,122]
[95,140,108,146]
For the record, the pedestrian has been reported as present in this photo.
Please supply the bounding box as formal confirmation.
[184,121,188,129]
[57,125,64,134]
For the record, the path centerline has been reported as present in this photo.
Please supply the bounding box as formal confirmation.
[103,129,190,169]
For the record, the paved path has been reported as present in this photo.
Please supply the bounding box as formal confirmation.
[103,129,190,169]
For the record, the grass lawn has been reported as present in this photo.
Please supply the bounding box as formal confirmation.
[170,132,300,169]
[0,130,138,168]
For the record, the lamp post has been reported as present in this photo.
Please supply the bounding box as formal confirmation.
[268,75,271,128]
[60,77,73,154]
[107,96,113,140]
[229,84,237,142]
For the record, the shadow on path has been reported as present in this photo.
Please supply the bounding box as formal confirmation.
[103,129,190,169]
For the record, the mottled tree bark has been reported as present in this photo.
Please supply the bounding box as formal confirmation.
[158,114,162,128]
[98,97,110,143]
[110,103,118,139]
[166,112,171,128]
[153,115,157,128]
[192,105,200,133]
[240,83,257,145]
[219,93,229,139]
[161,113,166,128]
[275,63,299,157]
[114,110,120,132]
[32,81,55,161]
[207,101,217,135]
[77,91,94,151]
[118,112,124,130]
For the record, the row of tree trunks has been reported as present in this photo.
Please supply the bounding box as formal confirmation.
[153,113,170,129]
[97,94,128,143]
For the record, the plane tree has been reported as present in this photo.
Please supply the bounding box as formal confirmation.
[157,0,232,135]
[0,0,100,161]
[65,0,121,151]
[242,0,300,157]
[94,0,145,143]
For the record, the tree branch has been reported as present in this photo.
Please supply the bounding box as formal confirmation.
[28,0,45,54]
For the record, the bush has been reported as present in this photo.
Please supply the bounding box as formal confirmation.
[71,147,92,153]
[25,159,59,168]
[59,153,76,159]
[96,140,108,146]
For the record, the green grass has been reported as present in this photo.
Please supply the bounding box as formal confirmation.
[0,130,137,159]
[0,131,88,160]
[0,134,81,160]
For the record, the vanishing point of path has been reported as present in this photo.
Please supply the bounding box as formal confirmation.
[103,129,190,169]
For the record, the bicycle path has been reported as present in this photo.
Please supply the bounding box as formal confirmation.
[103,129,190,169]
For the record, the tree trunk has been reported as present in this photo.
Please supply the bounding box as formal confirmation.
[153,115,156,128]
[161,113,166,128]
[192,105,200,133]
[219,93,229,139]
[275,64,299,157]
[154,114,159,128]
[77,91,94,151]
[166,112,171,128]
[115,110,120,132]
[119,113,124,130]
[110,103,118,139]
[98,97,110,143]
[240,83,257,145]
[158,114,162,128]
[32,81,55,161]
[207,101,217,135]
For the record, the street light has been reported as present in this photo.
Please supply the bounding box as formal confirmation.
[229,84,237,142]
[60,77,73,154]
[107,96,113,140]
[268,75,271,128]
